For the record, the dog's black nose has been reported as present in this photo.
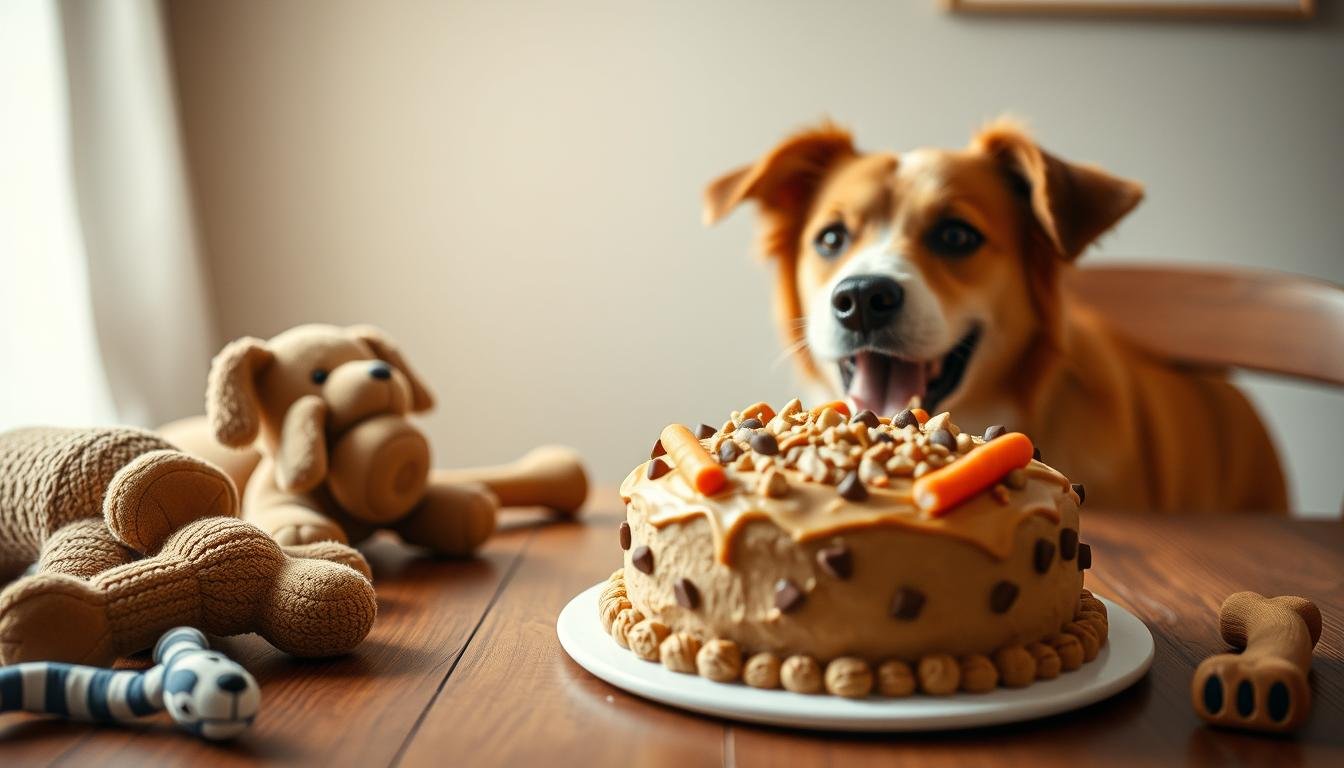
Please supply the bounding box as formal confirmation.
[831,276,904,333]
[369,363,392,380]
[216,672,248,693]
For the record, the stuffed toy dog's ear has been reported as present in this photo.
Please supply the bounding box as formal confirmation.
[973,119,1144,261]
[703,123,856,229]
[207,337,274,447]
[348,325,435,412]
[275,395,329,493]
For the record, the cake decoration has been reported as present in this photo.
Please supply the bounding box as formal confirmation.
[647,458,671,480]
[608,400,1105,697]
[661,424,727,495]
[618,521,631,550]
[913,431,1035,517]
[816,544,853,579]
[1060,528,1080,559]
[774,579,805,613]
[630,545,654,574]
[890,587,926,620]
[1033,539,1057,573]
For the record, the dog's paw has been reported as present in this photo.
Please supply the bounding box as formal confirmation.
[1192,652,1310,733]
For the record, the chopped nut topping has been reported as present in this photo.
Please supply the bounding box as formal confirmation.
[667,400,999,491]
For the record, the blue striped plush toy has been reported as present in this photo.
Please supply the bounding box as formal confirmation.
[0,626,260,741]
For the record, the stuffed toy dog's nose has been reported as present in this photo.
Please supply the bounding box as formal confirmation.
[369,363,392,380]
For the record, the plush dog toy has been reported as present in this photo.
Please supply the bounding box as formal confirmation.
[0,427,376,666]
[164,324,588,556]
[0,627,260,741]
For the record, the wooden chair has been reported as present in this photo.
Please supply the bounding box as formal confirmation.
[1063,264,1344,386]
[1065,263,1344,516]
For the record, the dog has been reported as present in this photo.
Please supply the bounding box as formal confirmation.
[704,119,1286,512]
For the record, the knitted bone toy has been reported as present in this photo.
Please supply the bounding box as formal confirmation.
[163,324,588,555]
[0,627,259,741]
[1192,591,1322,733]
[0,427,376,666]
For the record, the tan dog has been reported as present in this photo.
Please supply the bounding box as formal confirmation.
[705,120,1286,512]
[165,324,588,556]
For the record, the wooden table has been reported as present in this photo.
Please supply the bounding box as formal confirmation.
[2,495,1341,766]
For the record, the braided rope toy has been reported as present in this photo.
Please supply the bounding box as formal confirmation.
[0,627,259,741]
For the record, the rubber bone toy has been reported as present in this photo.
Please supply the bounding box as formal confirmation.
[1191,591,1322,733]
[0,627,259,741]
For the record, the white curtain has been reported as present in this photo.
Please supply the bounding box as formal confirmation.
[0,0,216,431]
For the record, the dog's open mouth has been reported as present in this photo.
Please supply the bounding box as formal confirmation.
[837,327,981,416]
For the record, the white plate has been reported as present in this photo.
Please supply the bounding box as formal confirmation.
[557,582,1153,731]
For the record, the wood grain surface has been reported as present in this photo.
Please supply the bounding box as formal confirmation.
[2,496,1341,767]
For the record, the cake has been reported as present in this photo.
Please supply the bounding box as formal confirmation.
[601,399,1108,697]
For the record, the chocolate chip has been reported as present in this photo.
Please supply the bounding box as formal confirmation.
[1072,483,1086,504]
[990,581,1019,613]
[1060,529,1079,560]
[774,578,804,613]
[647,457,670,480]
[1033,538,1055,573]
[816,544,853,580]
[631,545,654,574]
[930,429,957,452]
[875,432,896,444]
[718,440,741,464]
[739,418,764,430]
[695,423,717,439]
[892,409,917,428]
[651,439,666,459]
[1032,446,1042,462]
[851,409,879,429]
[890,587,925,620]
[750,432,779,456]
[1077,543,1092,571]
[838,471,868,502]
[984,424,1007,441]
[619,521,631,550]
[674,578,701,609]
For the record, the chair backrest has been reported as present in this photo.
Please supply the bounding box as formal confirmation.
[1062,264,1344,386]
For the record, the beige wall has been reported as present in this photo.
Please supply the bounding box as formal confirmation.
[165,0,1344,514]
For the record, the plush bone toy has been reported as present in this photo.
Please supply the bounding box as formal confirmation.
[0,627,260,741]
[1191,592,1322,733]
[166,324,587,555]
[0,427,376,666]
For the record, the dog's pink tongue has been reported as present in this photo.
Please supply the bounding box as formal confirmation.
[847,352,926,416]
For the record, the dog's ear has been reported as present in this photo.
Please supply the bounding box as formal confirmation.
[274,395,328,493]
[703,124,856,228]
[206,337,274,447]
[348,325,435,412]
[973,121,1143,260]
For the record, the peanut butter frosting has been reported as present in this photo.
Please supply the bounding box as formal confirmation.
[620,400,1077,563]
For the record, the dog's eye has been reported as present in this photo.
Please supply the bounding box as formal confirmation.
[925,218,984,257]
[813,223,850,259]
[310,369,329,385]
